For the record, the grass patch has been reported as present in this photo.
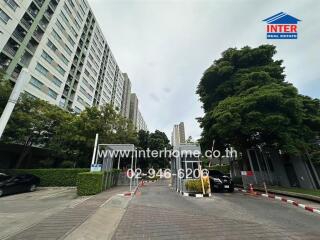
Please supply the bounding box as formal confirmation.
[268,186,320,197]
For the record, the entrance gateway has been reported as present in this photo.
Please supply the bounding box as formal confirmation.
[90,134,138,192]
[90,134,210,194]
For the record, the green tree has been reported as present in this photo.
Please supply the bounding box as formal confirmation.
[197,45,320,162]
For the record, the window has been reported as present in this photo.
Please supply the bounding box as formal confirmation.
[67,35,75,46]
[56,20,66,32]
[4,0,18,11]
[48,88,58,99]
[63,3,72,15]
[52,29,62,42]
[80,87,92,101]
[47,40,57,52]
[67,0,75,8]
[56,65,66,76]
[59,53,69,66]
[35,63,48,76]
[0,9,11,24]
[60,11,70,26]
[74,106,81,114]
[41,51,53,64]
[52,76,62,87]
[30,76,44,89]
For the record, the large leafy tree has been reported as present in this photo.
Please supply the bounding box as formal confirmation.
[197,45,320,159]
[137,130,171,169]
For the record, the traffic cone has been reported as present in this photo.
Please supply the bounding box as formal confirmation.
[249,184,256,195]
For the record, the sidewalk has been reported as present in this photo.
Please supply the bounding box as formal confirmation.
[6,186,129,240]
[64,190,131,240]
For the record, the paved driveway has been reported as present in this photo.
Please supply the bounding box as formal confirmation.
[112,182,320,240]
[0,187,85,240]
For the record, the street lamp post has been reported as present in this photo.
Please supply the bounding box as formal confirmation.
[0,68,30,139]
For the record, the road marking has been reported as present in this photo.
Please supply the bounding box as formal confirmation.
[69,196,93,208]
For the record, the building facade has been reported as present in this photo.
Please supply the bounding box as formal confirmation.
[0,0,124,113]
[171,122,186,147]
[137,109,147,131]
[129,93,138,127]
[120,73,131,119]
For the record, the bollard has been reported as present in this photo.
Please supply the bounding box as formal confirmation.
[263,182,268,195]
[249,184,254,194]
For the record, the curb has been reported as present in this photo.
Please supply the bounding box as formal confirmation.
[176,189,212,198]
[234,184,320,203]
[235,188,320,215]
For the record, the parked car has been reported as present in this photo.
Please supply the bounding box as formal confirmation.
[209,170,234,192]
[0,173,40,197]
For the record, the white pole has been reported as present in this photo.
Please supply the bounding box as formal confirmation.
[91,134,99,169]
[0,69,30,139]
[130,154,134,192]
[117,155,120,170]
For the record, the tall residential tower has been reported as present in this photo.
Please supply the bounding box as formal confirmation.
[0,0,123,113]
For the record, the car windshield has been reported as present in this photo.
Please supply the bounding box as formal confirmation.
[209,170,224,177]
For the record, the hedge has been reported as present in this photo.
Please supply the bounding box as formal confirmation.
[1,169,89,187]
[77,170,121,196]
[77,172,105,196]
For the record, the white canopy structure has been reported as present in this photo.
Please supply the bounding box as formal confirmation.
[91,134,138,192]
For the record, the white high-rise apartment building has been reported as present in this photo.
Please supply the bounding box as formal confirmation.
[137,109,147,131]
[120,73,131,119]
[171,122,186,147]
[0,0,124,113]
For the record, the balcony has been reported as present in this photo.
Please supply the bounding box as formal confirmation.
[12,30,25,43]
[33,33,43,42]
[44,11,53,21]
[20,17,32,30]
[3,45,18,57]
[27,42,37,53]
[33,0,44,8]
[28,8,39,18]
[20,52,32,67]
[49,2,57,11]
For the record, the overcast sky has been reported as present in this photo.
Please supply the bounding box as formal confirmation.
[88,0,320,140]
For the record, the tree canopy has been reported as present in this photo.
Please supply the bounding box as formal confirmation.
[0,81,138,168]
[137,129,171,169]
[197,45,320,155]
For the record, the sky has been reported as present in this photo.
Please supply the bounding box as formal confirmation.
[87,0,320,140]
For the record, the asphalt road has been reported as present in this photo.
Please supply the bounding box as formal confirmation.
[112,181,320,240]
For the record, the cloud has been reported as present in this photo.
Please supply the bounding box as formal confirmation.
[88,0,320,140]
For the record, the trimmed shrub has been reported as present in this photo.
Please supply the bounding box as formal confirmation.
[77,172,105,196]
[185,179,209,193]
[208,165,230,174]
[2,168,89,186]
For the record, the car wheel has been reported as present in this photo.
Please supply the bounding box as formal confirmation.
[0,189,3,197]
[29,184,37,192]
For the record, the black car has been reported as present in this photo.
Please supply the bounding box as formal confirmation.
[0,173,40,197]
[209,170,234,192]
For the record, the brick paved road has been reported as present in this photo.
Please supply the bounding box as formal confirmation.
[5,186,128,240]
[112,181,320,240]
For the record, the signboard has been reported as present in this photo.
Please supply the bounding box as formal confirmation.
[241,171,254,176]
[90,164,102,172]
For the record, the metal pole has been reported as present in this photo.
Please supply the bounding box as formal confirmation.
[117,155,121,170]
[130,154,134,192]
[91,134,99,167]
[0,68,30,139]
